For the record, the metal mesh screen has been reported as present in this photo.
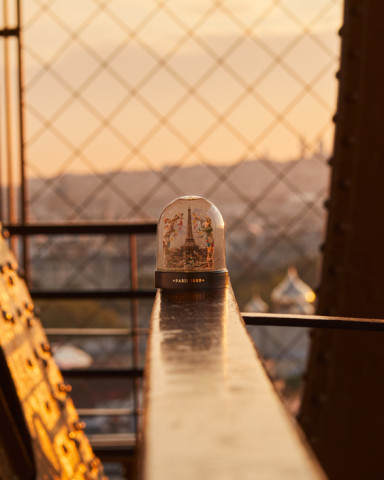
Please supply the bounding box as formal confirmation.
[13,0,343,420]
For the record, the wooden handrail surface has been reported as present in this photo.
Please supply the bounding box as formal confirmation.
[141,285,325,479]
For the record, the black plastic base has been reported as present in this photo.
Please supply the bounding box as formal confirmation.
[155,270,228,290]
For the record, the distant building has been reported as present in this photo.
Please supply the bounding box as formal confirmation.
[248,268,316,378]
[271,267,315,315]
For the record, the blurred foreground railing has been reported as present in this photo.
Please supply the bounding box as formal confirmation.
[5,222,156,480]
[141,285,326,480]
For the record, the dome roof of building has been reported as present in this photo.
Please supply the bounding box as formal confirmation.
[271,267,316,314]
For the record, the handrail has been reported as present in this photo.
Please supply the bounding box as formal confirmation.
[242,312,384,331]
[30,289,156,299]
[3,222,157,236]
[60,368,144,378]
[141,285,325,479]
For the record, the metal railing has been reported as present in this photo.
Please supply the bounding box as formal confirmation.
[142,285,326,480]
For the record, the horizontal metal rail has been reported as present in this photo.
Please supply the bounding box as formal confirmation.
[0,27,19,37]
[88,433,136,461]
[60,368,144,378]
[88,433,136,448]
[242,312,384,331]
[31,289,156,300]
[3,222,157,236]
[45,327,147,336]
[77,408,134,417]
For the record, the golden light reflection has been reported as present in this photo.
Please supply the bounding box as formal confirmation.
[305,291,316,303]
[0,240,104,479]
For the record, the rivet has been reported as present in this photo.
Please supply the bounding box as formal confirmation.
[342,136,356,147]
[323,199,330,210]
[328,265,342,276]
[2,311,14,323]
[338,178,352,189]
[74,420,86,431]
[350,5,364,15]
[41,343,51,354]
[349,49,361,59]
[25,302,34,312]
[317,351,331,363]
[90,458,101,469]
[27,317,35,328]
[310,393,327,407]
[58,383,72,393]
[333,222,349,233]
[345,91,359,103]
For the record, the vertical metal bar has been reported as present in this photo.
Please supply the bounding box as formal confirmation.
[16,0,29,285]
[129,234,140,437]
[0,6,3,222]
[2,0,15,226]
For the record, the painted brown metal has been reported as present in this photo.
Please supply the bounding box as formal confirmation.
[142,285,325,480]
[299,1,384,478]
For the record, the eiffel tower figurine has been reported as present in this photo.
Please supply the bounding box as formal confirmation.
[183,207,199,268]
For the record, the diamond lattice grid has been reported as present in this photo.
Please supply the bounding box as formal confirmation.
[22,0,343,390]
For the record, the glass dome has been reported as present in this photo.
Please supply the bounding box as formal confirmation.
[155,196,228,290]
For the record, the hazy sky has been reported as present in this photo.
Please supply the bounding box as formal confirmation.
[10,0,343,178]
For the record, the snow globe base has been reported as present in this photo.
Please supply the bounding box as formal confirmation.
[155,270,228,291]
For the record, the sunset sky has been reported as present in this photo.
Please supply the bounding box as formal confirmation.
[4,0,343,178]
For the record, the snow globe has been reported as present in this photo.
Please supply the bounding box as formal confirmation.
[155,196,228,290]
